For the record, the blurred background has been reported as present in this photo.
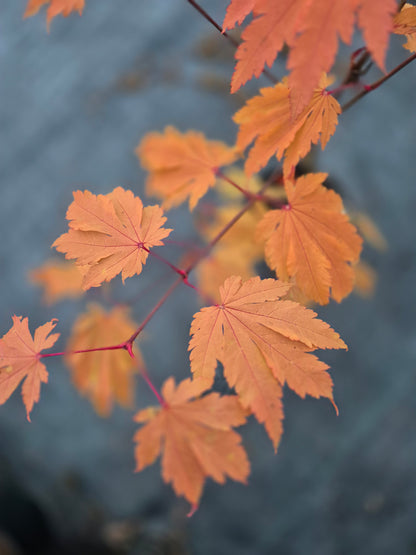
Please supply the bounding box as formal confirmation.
[1,1,415,553]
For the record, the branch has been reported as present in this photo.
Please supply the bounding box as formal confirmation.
[186,0,278,85]
[216,170,286,209]
[341,52,416,112]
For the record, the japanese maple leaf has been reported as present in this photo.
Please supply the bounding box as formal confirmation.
[0,316,59,420]
[53,187,171,290]
[393,3,416,52]
[30,259,84,304]
[189,276,346,449]
[137,126,238,210]
[224,0,396,115]
[134,377,249,508]
[66,304,142,416]
[256,173,363,304]
[25,0,84,26]
[234,74,340,176]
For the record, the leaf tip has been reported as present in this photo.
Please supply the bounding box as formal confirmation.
[187,503,199,518]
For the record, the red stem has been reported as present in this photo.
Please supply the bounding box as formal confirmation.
[144,246,206,296]
[40,344,126,358]
[143,246,187,280]
[140,367,167,407]
[216,170,286,209]
[341,52,416,112]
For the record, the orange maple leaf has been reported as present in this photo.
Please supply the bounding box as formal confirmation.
[25,0,84,25]
[134,377,249,507]
[137,126,238,210]
[189,276,346,449]
[66,304,142,416]
[53,187,171,290]
[393,3,416,53]
[234,74,340,176]
[0,316,59,420]
[224,0,396,114]
[256,173,363,304]
[30,259,84,304]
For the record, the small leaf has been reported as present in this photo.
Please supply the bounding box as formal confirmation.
[137,126,237,210]
[134,377,249,507]
[53,187,171,290]
[234,74,341,176]
[256,173,363,304]
[25,0,84,25]
[30,259,84,304]
[0,316,59,420]
[66,304,142,416]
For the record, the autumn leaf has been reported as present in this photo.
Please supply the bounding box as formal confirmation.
[25,0,84,26]
[256,173,363,304]
[0,316,59,420]
[224,0,396,114]
[393,3,416,53]
[353,261,377,298]
[189,276,346,449]
[234,74,340,175]
[30,259,84,304]
[65,304,142,416]
[137,126,238,210]
[53,187,171,290]
[222,0,256,31]
[134,377,249,507]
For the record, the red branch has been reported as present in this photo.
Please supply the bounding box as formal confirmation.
[341,52,416,112]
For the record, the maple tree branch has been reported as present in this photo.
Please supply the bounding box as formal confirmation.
[144,246,203,295]
[216,170,286,209]
[186,0,239,48]
[40,344,126,358]
[341,52,416,112]
[185,183,270,275]
[127,277,183,344]
[186,0,278,85]
[140,367,167,407]
[38,183,271,400]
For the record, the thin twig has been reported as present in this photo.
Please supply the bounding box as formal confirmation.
[341,52,416,112]
[186,0,277,85]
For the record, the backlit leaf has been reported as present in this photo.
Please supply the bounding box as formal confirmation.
[134,377,249,507]
[189,276,346,449]
[137,127,237,210]
[53,187,171,290]
[0,316,59,420]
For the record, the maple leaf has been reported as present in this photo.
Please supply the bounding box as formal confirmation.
[134,377,249,507]
[25,0,84,26]
[256,173,363,304]
[137,126,238,210]
[189,276,346,449]
[66,304,142,416]
[234,74,340,176]
[393,3,416,53]
[53,187,171,290]
[222,0,256,31]
[224,0,396,114]
[30,259,84,304]
[0,316,59,420]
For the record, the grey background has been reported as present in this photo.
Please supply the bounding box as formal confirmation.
[0,1,415,553]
